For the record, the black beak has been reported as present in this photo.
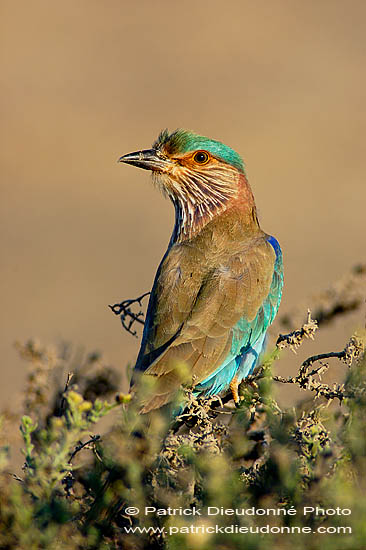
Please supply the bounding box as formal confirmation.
[118,149,169,172]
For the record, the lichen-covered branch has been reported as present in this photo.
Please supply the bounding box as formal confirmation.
[276,309,318,352]
[270,333,365,403]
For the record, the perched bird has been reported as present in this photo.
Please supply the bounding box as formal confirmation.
[119,129,283,413]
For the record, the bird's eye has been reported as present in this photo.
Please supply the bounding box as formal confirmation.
[193,151,210,164]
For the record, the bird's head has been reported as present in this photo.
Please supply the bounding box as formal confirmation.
[119,129,254,240]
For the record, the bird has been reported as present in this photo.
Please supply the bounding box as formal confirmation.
[119,129,283,413]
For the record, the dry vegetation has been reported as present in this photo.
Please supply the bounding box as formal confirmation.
[0,265,366,550]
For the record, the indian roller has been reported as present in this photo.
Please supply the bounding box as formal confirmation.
[119,129,283,413]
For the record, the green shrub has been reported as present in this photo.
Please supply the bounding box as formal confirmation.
[1,267,366,550]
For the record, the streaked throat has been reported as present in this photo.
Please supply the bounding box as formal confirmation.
[153,165,239,242]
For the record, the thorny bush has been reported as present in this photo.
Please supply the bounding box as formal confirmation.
[0,265,365,550]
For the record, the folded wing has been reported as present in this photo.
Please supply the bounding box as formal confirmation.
[133,234,281,412]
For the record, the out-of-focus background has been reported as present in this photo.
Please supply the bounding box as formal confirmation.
[1,0,365,409]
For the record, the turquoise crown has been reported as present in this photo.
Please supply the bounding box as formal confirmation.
[154,129,245,173]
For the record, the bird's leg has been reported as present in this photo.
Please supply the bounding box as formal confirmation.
[229,375,241,407]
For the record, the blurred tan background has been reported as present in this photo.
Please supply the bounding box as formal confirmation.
[1,0,365,409]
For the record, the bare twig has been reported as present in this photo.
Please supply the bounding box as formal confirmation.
[68,435,101,463]
[60,372,74,414]
[10,473,24,483]
[109,292,150,337]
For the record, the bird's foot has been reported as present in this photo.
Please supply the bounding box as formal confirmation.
[230,376,244,408]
